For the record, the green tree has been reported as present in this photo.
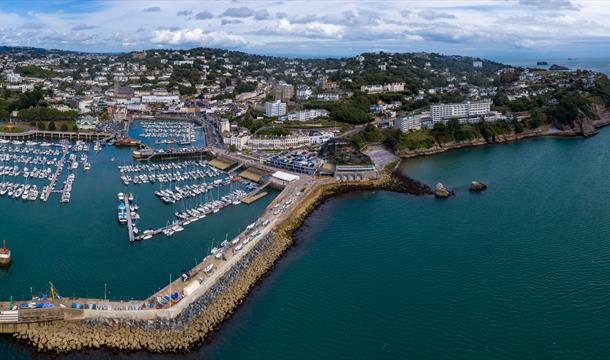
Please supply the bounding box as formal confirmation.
[59,123,69,132]
[48,121,56,131]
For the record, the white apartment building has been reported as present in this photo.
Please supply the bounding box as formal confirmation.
[223,134,250,150]
[279,109,329,122]
[430,100,492,123]
[296,86,312,100]
[308,131,335,145]
[383,82,405,92]
[243,134,310,150]
[265,100,287,117]
[361,82,405,94]
[5,72,21,83]
[316,93,339,101]
[395,115,423,132]
[141,95,180,104]
[360,85,384,94]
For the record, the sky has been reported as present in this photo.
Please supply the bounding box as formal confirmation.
[0,0,609,60]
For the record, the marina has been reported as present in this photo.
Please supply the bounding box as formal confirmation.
[0,120,277,305]
[0,140,94,203]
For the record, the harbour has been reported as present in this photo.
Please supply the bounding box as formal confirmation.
[0,120,278,305]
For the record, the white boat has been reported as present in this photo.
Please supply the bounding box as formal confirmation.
[204,264,214,273]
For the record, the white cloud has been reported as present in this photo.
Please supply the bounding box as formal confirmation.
[418,10,456,20]
[150,28,247,47]
[258,18,344,39]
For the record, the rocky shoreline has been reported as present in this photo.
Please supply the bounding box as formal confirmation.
[10,169,431,354]
[396,112,610,159]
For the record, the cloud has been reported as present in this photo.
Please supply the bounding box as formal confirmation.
[150,28,247,47]
[519,0,579,11]
[143,7,161,12]
[177,10,193,16]
[221,7,254,18]
[400,10,411,17]
[72,24,96,31]
[256,18,344,39]
[254,9,271,20]
[418,10,456,20]
[195,11,214,20]
[221,19,243,25]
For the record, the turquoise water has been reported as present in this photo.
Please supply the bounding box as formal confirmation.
[0,122,275,302]
[3,128,609,359]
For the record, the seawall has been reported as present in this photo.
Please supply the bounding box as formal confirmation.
[9,170,430,354]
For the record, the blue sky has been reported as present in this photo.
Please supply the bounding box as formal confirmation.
[0,0,609,59]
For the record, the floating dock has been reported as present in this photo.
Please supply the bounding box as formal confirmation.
[124,196,135,243]
[42,145,68,202]
[242,191,268,204]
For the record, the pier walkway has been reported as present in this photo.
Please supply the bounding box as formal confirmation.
[42,145,68,202]
[124,196,135,243]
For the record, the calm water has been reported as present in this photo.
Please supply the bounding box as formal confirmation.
[3,128,610,359]
[497,57,610,75]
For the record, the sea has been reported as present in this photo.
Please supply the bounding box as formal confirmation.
[2,60,610,359]
[497,57,610,76]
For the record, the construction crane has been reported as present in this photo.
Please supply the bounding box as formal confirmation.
[48,281,61,300]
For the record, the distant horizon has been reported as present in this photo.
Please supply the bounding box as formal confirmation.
[4,44,610,65]
[0,1,609,59]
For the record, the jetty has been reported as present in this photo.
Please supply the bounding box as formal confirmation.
[41,144,68,202]
[133,147,214,161]
[124,196,135,243]
[241,180,271,204]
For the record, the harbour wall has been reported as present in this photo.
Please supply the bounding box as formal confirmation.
[9,169,431,354]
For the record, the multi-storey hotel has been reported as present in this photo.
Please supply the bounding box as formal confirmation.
[430,100,492,123]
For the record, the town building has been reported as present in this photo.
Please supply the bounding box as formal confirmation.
[279,109,329,122]
[75,115,99,131]
[394,115,423,132]
[264,100,287,117]
[430,100,492,123]
[273,81,294,102]
[296,86,312,100]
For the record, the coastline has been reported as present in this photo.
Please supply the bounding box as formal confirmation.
[6,110,610,355]
[395,113,610,159]
[9,169,431,354]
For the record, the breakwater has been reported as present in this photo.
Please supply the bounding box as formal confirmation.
[10,169,431,354]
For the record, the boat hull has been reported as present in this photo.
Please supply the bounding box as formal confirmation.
[0,253,11,267]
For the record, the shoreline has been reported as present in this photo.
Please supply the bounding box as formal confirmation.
[5,113,610,354]
[8,169,431,354]
[395,115,610,159]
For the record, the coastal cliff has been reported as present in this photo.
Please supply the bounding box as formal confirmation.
[11,170,431,354]
[396,105,610,159]
[395,127,545,159]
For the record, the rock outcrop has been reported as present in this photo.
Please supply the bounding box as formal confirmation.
[434,182,452,198]
[469,181,487,192]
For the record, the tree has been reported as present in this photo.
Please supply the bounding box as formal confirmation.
[37,122,46,131]
[59,123,69,132]
[48,121,56,131]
